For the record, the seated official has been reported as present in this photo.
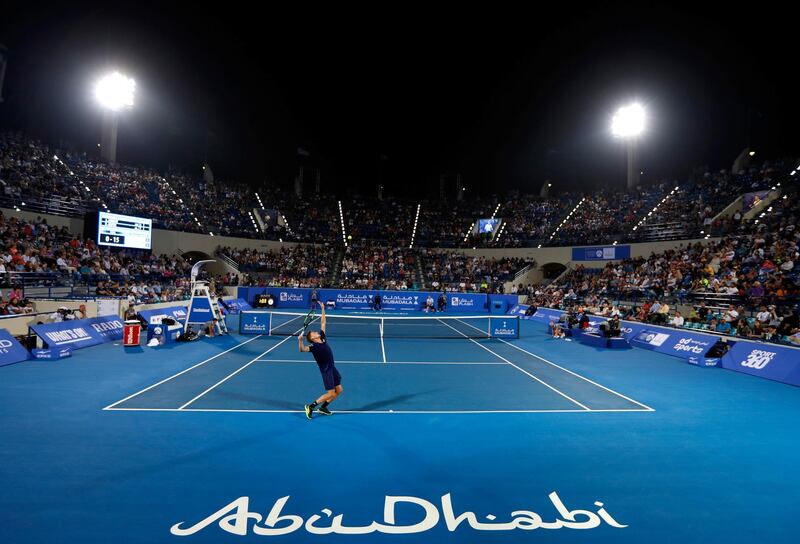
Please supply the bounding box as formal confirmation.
[524,305,537,317]
[423,295,435,312]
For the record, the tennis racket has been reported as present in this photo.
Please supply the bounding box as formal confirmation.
[302,308,316,334]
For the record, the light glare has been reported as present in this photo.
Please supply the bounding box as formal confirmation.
[611,103,646,138]
[95,72,135,111]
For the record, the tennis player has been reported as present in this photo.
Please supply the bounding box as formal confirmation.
[299,300,343,419]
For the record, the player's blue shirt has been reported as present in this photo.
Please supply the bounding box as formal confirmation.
[309,330,335,370]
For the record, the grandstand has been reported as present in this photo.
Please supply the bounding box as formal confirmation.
[1,8,799,544]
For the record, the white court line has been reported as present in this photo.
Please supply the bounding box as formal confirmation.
[380,333,387,363]
[102,334,265,410]
[454,317,655,412]
[178,324,304,410]
[436,319,591,411]
[104,407,652,414]
[255,359,506,365]
[495,338,655,411]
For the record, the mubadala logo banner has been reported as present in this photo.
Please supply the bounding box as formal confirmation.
[170,492,627,537]
[382,294,419,307]
[740,349,777,370]
[336,293,371,306]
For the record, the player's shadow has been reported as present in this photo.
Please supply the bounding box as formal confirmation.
[350,389,444,411]
[212,390,298,410]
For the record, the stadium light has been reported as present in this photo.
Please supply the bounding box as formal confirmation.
[611,102,646,190]
[94,71,135,165]
[611,103,645,138]
[95,72,135,111]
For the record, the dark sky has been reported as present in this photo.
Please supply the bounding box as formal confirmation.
[1,4,797,197]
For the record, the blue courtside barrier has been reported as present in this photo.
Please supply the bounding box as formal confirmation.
[721,341,800,386]
[0,329,32,367]
[30,315,125,350]
[222,299,252,314]
[525,306,800,386]
[239,311,271,334]
[137,305,188,325]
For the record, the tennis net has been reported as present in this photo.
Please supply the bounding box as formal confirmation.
[263,311,519,339]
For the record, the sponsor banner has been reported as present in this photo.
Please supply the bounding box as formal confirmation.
[240,311,270,335]
[332,290,374,310]
[187,297,215,324]
[272,288,311,308]
[491,317,519,338]
[721,342,800,386]
[30,315,125,350]
[688,356,720,367]
[239,288,490,313]
[571,246,631,261]
[629,328,715,359]
[0,328,31,367]
[32,347,72,360]
[138,305,188,325]
[447,293,488,313]
[378,292,424,311]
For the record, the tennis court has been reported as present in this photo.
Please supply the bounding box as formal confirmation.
[1,312,799,544]
[104,312,651,414]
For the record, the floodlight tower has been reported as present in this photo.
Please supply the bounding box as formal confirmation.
[94,71,135,164]
[611,102,646,189]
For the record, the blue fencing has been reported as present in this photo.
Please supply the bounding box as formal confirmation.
[30,315,126,350]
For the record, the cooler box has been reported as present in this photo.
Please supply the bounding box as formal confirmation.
[123,320,142,347]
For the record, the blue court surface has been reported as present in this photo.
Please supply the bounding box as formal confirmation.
[1,313,799,543]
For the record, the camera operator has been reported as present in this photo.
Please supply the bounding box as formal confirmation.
[49,306,77,323]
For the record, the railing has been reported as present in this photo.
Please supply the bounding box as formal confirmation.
[214,250,240,272]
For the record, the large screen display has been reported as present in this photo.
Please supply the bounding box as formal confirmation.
[478,218,500,234]
[97,212,152,250]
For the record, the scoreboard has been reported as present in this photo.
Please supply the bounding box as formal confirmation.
[97,212,152,250]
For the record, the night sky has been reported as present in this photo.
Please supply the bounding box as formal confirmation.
[1,4,797,197]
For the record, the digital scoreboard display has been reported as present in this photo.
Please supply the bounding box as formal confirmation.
[97,212,152,250]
